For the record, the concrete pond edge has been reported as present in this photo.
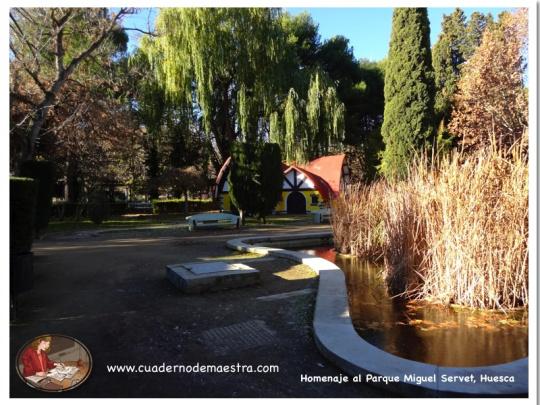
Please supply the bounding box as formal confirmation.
[226,232,528,397]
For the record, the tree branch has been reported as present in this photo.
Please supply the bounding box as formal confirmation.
[10,12,40,63]
[10,43,48,95]
[60,8,129,84]
[123,27,157,37]
[53,14,66,75]
[51,10,75,78]
[10,91,38,107]
[14,7,136,163]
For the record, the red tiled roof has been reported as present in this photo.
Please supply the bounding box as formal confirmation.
[215,153,345,200]
[298,154,345,198]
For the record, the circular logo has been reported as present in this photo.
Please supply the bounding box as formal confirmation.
[15,334,92,392]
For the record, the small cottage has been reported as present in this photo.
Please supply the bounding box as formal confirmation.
[215,154,350,214]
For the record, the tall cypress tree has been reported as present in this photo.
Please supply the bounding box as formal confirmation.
[228,141,283,224]
[432,9,467,153]
[431,9,492,153]
[432,9,492,123]
[258,143,283,223]
[432,8,467,120]
[462,12,493,60]
[380,8,435,179]
[228,141,259,225]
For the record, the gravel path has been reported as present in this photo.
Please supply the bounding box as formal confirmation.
[11,225,384,398]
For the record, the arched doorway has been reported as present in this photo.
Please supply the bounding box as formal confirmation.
[287,191,306,214]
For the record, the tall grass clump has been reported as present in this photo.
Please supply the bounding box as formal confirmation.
[332,141,528,310]
[331,182,387,261]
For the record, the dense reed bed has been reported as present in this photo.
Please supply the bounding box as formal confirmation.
[332,143,528,310]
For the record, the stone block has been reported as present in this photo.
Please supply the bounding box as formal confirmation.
[167,261,260,293]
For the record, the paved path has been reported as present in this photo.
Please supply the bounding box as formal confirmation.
[10,225,384,398]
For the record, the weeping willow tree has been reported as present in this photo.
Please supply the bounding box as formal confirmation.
[141,8,289,169]
[128,49,168,199]
[271,71,345,163]
[130,48,206,199]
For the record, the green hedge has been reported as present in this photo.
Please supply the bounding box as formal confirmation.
[152,199,218,214]
[50,199,216,217]
[87,190,110,225]
[51,202,86,218]
[110,203,128,215]
[10,177,37,254]
[20,160,56,233]
[51,202,128,218]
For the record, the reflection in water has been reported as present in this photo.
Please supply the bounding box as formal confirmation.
[301,246,528,367]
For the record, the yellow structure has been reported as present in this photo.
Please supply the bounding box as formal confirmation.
[221,189,325,213]
[215,154,349,214]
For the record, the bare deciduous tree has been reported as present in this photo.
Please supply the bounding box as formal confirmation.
[9,7,134,165]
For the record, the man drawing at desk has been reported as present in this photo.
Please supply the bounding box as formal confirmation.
[21,336,63,377]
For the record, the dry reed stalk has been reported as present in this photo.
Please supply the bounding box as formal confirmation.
[332,140,528,310]
[331,182,386,261]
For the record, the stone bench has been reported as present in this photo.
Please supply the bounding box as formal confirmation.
[312,208,332,224]
[186,213,240,231]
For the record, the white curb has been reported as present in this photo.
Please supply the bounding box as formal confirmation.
[226,232,528,396]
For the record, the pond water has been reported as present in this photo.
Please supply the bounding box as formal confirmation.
[300,246,528,367]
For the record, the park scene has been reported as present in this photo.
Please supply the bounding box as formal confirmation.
[9,7,530,398]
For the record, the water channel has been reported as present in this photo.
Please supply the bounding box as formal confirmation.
[300,245,528,367]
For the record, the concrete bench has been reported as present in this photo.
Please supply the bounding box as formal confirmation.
[186,213,240,231]
[312,208,332,224]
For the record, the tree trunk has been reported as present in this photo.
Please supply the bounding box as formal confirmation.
[15,9,128,165]
[240,209,245,226]
[184,191,189,215]
[66,159,81,203]
[209,78,237,175]
[21,93,56,164]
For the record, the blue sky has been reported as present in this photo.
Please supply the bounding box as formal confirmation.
[121,7,514,61]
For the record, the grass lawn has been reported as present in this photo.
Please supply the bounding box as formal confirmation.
[45,213,317,234]
[46,213,187,234]
[243,214,314,227]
